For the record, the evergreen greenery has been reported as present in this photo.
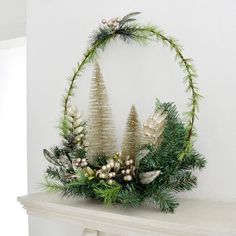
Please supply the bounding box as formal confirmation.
[94,181,122,205]
[43,12,206,213]
[44,100,205,212]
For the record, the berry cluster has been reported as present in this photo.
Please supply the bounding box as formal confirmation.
[101,17,121,30]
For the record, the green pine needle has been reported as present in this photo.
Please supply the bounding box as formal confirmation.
[149,188,179,213]
[94,181,122,205]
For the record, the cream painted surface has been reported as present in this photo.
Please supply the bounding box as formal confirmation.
[27,0,236,235]
[18,193,236,236]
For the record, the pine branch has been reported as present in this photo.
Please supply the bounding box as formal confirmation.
[43,177,67,193]
[94,181,121,205]
[139,101,187,174]
[149,188,179,213]
[117,185,144,208]
[180,150,206,170]
[46,166,61,180]
[168,171,197,192]
[142,27,202,160]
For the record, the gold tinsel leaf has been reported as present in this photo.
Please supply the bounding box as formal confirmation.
[143,109,167,146]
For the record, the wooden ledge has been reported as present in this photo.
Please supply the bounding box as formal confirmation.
[18,192,236,236]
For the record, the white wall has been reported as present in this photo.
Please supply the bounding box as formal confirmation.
[0,39,27,236]
[27,0,236,235]
[0,0,26,40]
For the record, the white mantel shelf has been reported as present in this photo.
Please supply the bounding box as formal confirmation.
[18,192,236,236]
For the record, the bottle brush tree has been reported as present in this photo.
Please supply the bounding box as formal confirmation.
[87,62,117,160]
[122,105,143,161]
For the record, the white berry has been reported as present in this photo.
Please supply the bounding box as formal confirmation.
[126,175,132,181]
[107,179,113,185]
[100,173,106,179]
[114,162,120,168]
[125,160,130,166]
[102,165,107,171]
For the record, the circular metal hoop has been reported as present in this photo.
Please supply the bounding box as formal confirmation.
[62,20,201,160]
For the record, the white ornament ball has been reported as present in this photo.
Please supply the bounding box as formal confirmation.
[106,164,111,169]
[100,173,106,179]
[125,160,130,166]
[108,173,113,178]
[102,165,107,171]
[121,170,126,174]
[129,160,134,164]
[126,169,131,174]
[107,20,113,27]
[82,158,86,162]
[107,179,114,185]
[102,19,107,24]
[114,162,120,168]
[81,162,87,167]
[77,158,81,162]
[109,159,114,165]
[126,175,132,181]
[116,17,121,22]
[109,162,114,168]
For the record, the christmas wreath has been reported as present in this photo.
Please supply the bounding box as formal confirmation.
[43,12,206,213]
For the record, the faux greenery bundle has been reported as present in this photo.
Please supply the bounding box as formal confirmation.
[43,12,206,213]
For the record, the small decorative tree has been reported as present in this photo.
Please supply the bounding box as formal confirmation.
[121,105,143,161]
[87,62,117,159]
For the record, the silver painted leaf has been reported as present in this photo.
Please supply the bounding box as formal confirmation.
[43,149,60,166]
[59,155,73,170]
[135,149,150,168]
[139,170,161,185]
